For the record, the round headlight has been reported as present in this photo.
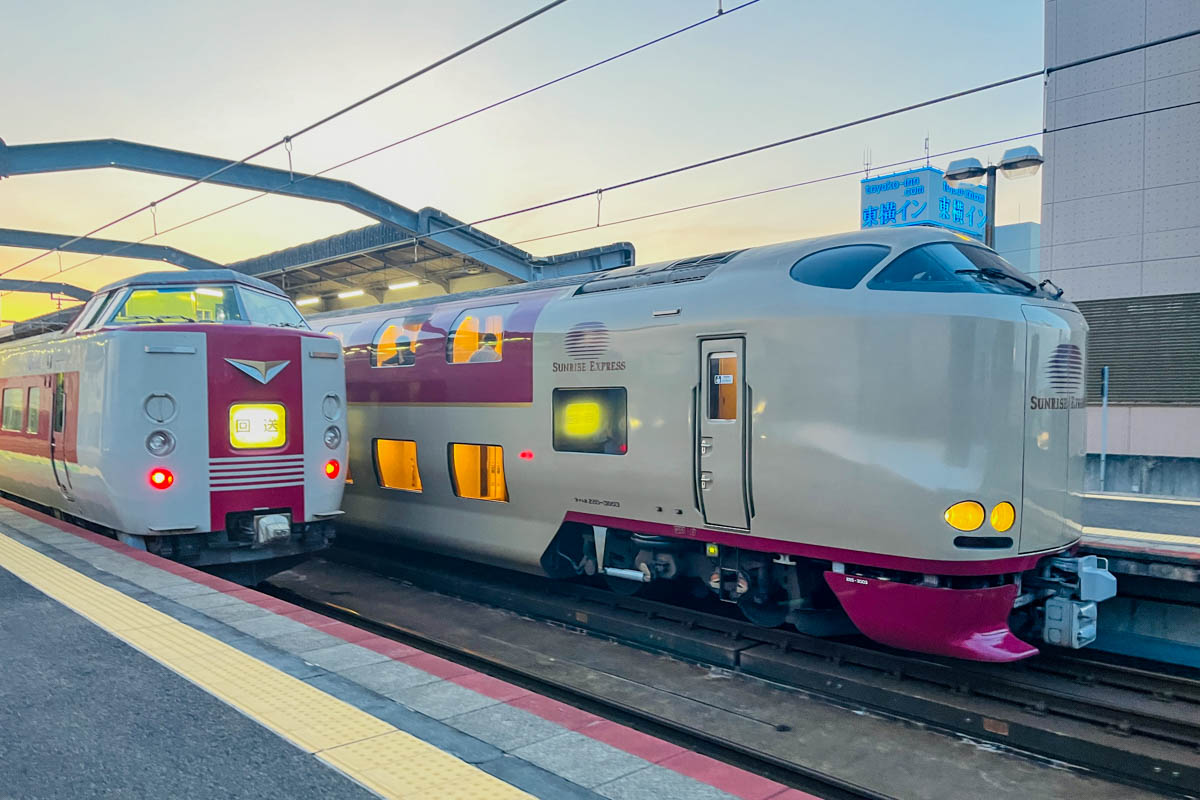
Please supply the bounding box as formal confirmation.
[990,502,1016,532]
[944,501,985,531]
[146,430,176,457]
[323,425,342,449]
[321,393,342,421]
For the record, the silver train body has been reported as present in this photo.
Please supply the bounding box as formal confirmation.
[318,227,1116,661]
[0,270,348,582]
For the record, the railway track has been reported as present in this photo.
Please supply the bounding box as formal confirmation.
[269,540,1200,798]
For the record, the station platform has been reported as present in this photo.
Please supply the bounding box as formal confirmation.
[1080,492,1200,667]
[0,498,812,800]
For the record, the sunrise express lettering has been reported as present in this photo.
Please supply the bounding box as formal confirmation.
[1030,395,1086,410]
[552,359,626,373]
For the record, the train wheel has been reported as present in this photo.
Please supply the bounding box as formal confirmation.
[738,593,789,628]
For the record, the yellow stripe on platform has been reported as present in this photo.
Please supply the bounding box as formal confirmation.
[0,532,530,800]
[1082,526,1200,546]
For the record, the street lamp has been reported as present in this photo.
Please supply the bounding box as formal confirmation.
[944,145,1043,247]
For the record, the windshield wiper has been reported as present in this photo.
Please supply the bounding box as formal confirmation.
[955,267,1037,293]
[1039,278,1065,299]
[158,314,197,322]
[269,322,306,328]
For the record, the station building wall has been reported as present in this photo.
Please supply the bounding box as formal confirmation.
[1042,0,1200,473]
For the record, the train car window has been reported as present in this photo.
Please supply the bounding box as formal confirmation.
[373,314,434,367]
[1,388,24,432]
[789,245,890,289]
[379,441,427,491]
[375,439,422,492]
[868,243,1045,296]
[446,304,515,364]
[708,353,739,421]
[26,388,40,435]
[552,388,628,454]
[449,443,509,502]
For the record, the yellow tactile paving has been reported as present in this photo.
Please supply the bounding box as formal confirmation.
[1082,526,1200,546]
[0,531,531,799]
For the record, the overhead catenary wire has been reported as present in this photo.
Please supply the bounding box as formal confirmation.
[0,0,575,278]
[4,0,765,288]
[6,27,1199,297]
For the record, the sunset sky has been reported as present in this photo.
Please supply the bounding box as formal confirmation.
[1,0,1045,322]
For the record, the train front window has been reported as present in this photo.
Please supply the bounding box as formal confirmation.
[103,285,309,327]
[868,243,1047,297]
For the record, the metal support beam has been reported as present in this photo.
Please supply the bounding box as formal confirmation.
[0,227,221,271]
[0,278,91,300]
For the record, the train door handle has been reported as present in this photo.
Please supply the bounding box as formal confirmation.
[700,436,713,456]
[700,471,714,490]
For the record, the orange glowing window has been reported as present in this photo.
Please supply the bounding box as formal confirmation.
[449,443,508,502]
[446,304,515,364]
[373,314,433,367]
[375,439,422,492]
[707,352,738,421]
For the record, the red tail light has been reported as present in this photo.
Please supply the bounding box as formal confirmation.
[324,459,341,479]
[149,468,175,490]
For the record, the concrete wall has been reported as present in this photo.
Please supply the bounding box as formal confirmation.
[1041,0,1200,302]
[1086,404,1200,457]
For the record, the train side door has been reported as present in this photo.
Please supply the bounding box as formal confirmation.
[49,373,73,500]
[697,338,749,530]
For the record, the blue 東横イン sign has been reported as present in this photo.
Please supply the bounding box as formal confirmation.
[860,166,986,239]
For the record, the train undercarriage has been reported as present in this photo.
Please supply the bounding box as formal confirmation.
[542,522,1117,662]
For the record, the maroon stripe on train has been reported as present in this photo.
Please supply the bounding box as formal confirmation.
[343,288,561,405]
[563,511,1062,576]
[204,327,306,530]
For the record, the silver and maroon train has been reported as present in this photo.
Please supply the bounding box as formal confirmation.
[0,269,347,582]
[318,226,1116,662]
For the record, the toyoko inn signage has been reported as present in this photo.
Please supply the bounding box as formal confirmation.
[860,166,986,239]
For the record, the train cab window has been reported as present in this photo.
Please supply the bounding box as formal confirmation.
[1,388,24,432]
[241,288,309,328]
[374,314,434,367]
[449,443,509,502]
[553,388,628,454]
[446,304,515,364]
[708,353,738,421]
[867,242,1045,296]
[375,439,422,492]
[789,245,890,289]
[112,286,242,324]
[26,388,40,435]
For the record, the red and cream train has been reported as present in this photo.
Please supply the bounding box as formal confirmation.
[318,226,1116,662]
[0,269,347,583]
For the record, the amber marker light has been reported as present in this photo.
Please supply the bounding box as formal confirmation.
[990,502,1016,532]
[944,501,985,531]
[148,468,175,490]
[324,459,341,479]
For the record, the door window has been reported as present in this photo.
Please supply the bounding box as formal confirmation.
[707,353,739,421]
[26,388,40,434]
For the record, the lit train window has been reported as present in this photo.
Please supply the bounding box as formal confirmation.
[26,388,39,435]
[375,439,422,492]
[449,443,508,502]
[373,314,434,367]
[789,245,890,289]
[708,353,738,421]
[1,388,24,432]
[446,304,515,364]
[552,388,628,455]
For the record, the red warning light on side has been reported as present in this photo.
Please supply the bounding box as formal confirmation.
[519,450,534,461]
[324,459,341,479]
[148,468,175,490]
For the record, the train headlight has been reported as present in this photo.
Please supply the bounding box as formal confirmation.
[146,430,176,457]
[323,425,342,449]
[944,501,985,531]
[990,502,1016,532]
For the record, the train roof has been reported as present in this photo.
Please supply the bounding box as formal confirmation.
[311,226,985,324]
[94,269,286,297]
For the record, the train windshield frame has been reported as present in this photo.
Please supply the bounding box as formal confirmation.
[867,242,1050,298]
[100,284,310,329]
